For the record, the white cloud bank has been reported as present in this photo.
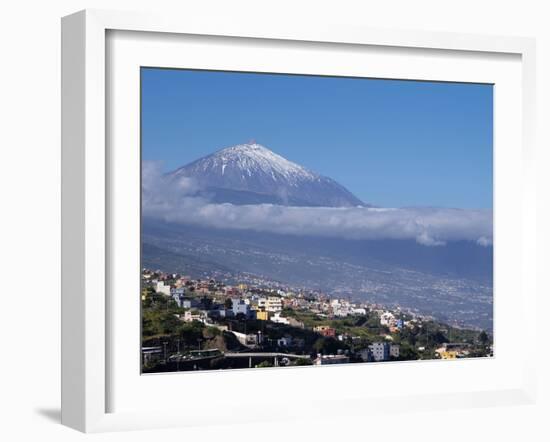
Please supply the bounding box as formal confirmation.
[142,161,493,247]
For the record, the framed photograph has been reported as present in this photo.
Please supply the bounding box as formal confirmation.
[61,9,537,432]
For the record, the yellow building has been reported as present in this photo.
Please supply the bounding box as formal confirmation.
[141,288,149,301]
[237,283,248,290]
[439,350,458,360]
[255,310,269,321]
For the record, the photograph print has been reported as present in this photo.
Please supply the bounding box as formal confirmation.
[140,68,493,373]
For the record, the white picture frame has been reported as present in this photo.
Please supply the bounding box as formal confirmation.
[61,9,538,433]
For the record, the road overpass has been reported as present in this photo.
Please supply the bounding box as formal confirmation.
[224,352,310,368]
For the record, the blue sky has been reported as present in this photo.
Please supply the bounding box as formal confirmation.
[141,68,493,209]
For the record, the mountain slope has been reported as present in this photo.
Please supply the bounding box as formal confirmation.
[142,219,493,330]
[169,142,365,207]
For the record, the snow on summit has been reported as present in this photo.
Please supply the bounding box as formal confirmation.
[209,143,318,183]
[169,142,365,207]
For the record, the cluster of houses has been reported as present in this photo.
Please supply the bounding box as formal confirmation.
[379,311,405,333]
[174,288,300,326]
[312,341,401,365]
[144,269,407,361]
[144,272,307,350]
[147,268,416,321]
[142,269,495,373]
[152,276,291,321]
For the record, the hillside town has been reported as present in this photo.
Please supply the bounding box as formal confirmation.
[141,268,493,372]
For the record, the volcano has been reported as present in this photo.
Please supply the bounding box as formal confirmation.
[168,142,365,207]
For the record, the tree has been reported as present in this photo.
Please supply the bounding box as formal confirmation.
[313,337,342,355]
[179,321,204,347]
[478,330,489,346]
[396,343,418,361]
[203,326,221,339]
[224,298,233,309]
[159,313,181,335]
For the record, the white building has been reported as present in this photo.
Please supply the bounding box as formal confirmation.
[369,342,390,361]
[258,296,283,312]
[183,310,205,323]
[231,331,261,348]
[170,287,186,307]
[330,299,353,317]
[380,311,396,326]
[270,311,290,324]
[367,342,400,361]
[231,298,251,317]
[155,281,171,296]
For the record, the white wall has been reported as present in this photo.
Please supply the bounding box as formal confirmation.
[0,1,548,440]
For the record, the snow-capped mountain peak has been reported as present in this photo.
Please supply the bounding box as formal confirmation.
[170,142,365,207]
[200,142,317,183]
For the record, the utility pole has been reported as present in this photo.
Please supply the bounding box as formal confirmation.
[162,341,168,363]
[176,338,180,371]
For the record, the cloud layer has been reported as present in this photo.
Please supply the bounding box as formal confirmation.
[142,161,493,247]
